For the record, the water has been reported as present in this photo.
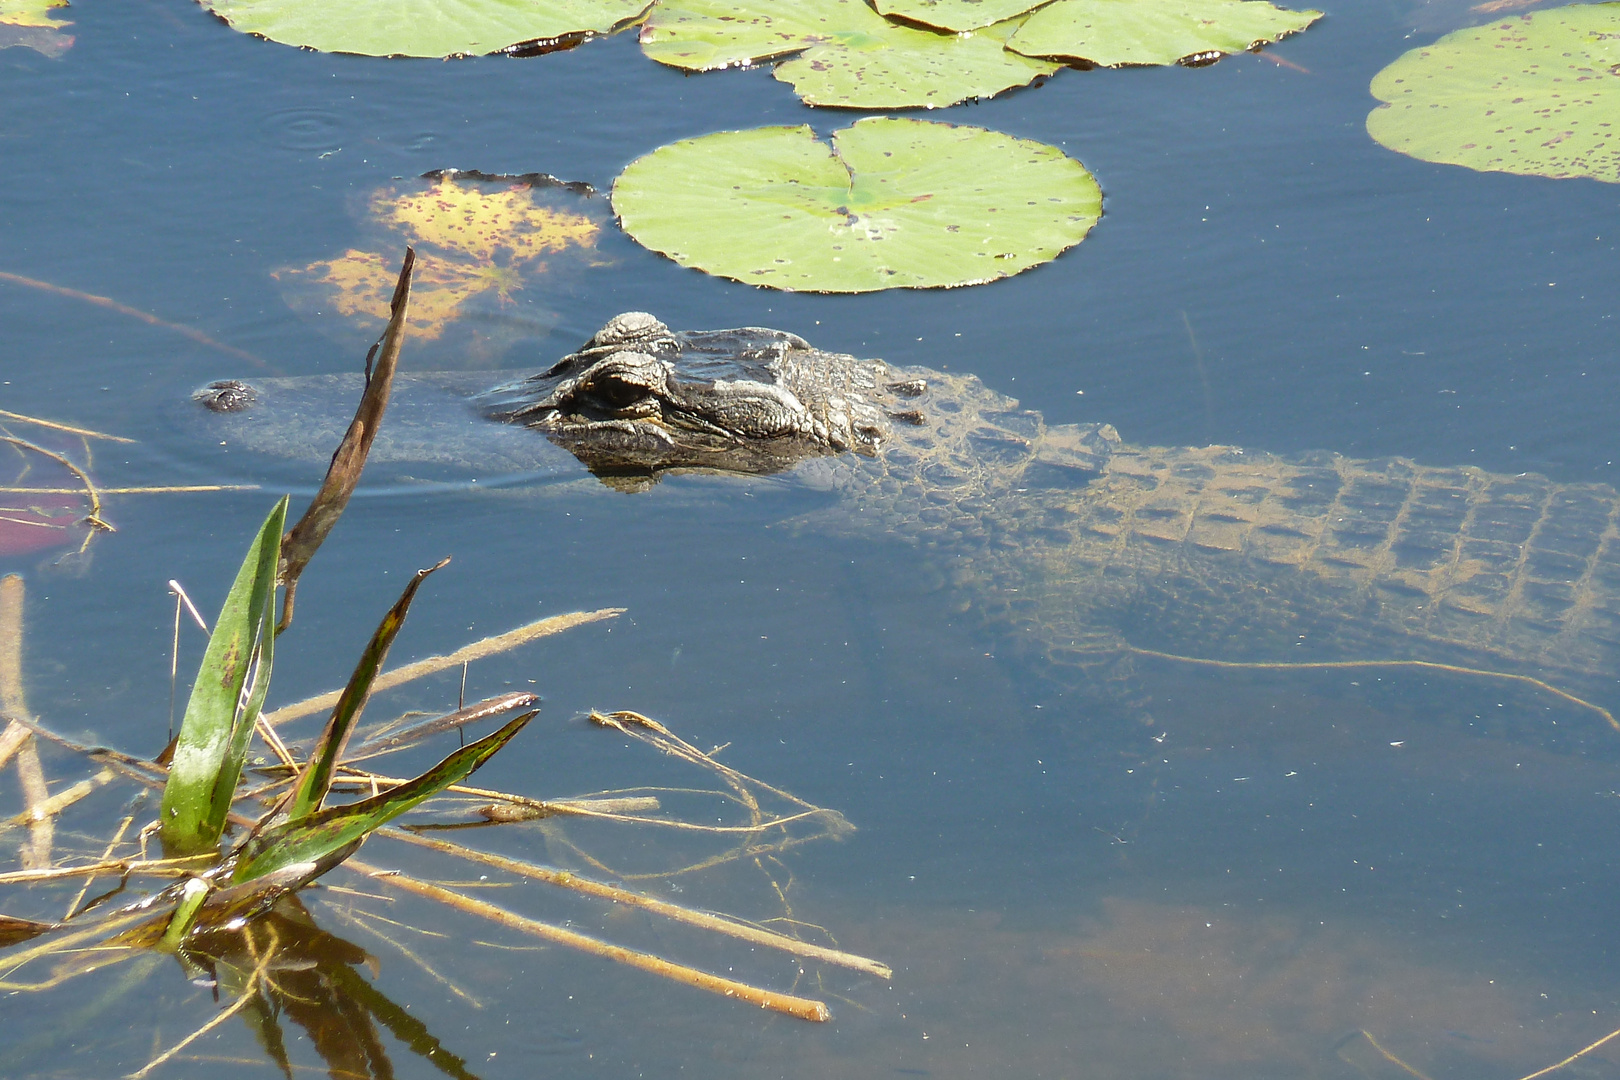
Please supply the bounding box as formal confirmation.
[4,1,1620,1077]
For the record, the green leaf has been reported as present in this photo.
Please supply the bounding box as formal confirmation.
[159,497,288,857]
[231,710,536,884]
[286,559,449,822]
[1005,0,1321,67]
[195,0,652,58]
[871,0,1050,32]
[1367,4,1620,183]
[639,0,1059,109]
[611,118,1102,293]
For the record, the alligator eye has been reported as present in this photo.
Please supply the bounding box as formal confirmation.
[595,377,645,409]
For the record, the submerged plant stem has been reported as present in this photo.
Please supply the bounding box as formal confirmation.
[1126,648,1620,734]
[0,270,266,368]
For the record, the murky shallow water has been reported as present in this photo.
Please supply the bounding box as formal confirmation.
[4,0,1620,1077]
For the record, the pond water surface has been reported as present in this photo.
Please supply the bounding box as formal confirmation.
[4,1,1620,1077]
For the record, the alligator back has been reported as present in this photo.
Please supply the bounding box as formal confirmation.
[804,369,1620,722]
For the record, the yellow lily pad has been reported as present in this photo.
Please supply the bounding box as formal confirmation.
[275,172,610,359]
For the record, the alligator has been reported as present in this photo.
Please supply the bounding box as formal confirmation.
[192,313,1620,737]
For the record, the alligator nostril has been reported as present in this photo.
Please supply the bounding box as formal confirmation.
[195,380,257,413]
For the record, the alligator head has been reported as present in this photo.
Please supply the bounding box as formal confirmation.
[475,312,927,486]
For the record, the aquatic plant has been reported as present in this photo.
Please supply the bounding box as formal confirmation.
[612,117,1103,292]
[0,253,883,1076]
[1368,3,1620,183]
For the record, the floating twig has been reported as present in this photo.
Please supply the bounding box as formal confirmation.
[262,608,624,727]
[0,485,259,495]
[0,410,133,444]
[381,828,891,978]
[346,857,831,1022]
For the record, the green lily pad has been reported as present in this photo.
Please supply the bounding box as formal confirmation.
[639,0,1060,109]
[1005,0,1321,66]
[611,118,1102,292]
[195,0,652,58]
[1367,4,1620,182]
[872,0,1050,33]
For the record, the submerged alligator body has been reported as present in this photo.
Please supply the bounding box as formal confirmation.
[194,314,1620,727]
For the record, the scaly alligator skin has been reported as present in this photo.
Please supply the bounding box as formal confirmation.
[192,314,1620,723]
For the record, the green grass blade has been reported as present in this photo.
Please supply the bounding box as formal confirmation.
[232,710,536,884]
[159,497,288,856]
[287,558,449,822]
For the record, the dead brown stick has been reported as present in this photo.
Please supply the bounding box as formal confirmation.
[277,248,414,632]
[262,608,624,727]
[0,270,266,369]
[0,854,212,885]
[381,828,891,978]
[346,857,831,1021]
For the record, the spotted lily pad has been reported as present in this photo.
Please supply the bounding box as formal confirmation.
[276,172,609,357]
[1367,4,1620,182]
[611,118,1101,292]
[640,0,1060,109]
[872,0,1050,32]
[1006,0,1321,66]
[194,0,652,58]
[0,0,73,56]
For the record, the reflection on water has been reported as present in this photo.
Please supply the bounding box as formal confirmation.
[4,0,1620,1075]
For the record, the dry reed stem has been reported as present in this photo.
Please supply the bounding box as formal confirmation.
[0,721,27,770]
[17,747,63,867]
[1,575,26,715]
[1128,647,1620,734]
[345,857,831,1022]
[0,853,212,885]
[0,409,134,444]
[65,811,138,920]
[380,828,891,978]
[1339,1031,1435,1080]
[0,485,259,495]
[2,769,113,831]
[1515,1024,1620,1080]
[1,575,53,868]
[0,270,267,368]
[0,435,112,544]
[263,608,625,727]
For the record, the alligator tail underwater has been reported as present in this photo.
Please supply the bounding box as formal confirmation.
[190,313,1620,737]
